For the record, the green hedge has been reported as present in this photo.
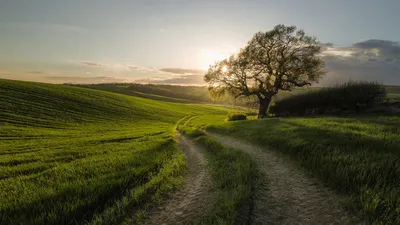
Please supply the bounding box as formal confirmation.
[227,112,247,121]
[269,81,387,116]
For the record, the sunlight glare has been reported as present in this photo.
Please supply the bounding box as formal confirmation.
[222,65,228,73]
[197,50,228,69]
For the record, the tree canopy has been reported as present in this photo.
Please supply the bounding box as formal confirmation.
[204,24,326,118]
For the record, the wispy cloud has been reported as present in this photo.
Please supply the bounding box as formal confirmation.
[134,75,205,86]
[26,70,59,76]
[80,61,206,76]
[27,71,46,74]
[159,68,206,75]
[81,62,106,67]
[80,61,159,73]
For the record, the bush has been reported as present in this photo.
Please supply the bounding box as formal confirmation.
[269,81,387,116]
[227,112,247,121]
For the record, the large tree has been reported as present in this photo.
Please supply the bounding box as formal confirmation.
[204,25,326,118]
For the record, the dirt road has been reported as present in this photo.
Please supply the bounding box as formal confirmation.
[147,134,212,224]
[208,132,361,225]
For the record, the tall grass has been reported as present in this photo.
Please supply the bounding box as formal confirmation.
[269,81,387,116]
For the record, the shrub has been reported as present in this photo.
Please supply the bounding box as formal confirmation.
[269,81,387,116]
[227,112,247,121]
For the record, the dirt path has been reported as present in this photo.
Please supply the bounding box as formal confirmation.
[208,132,361,225]
[147,134,212,225]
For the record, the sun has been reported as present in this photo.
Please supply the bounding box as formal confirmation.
[197,50,228,69]
[221,65,228,73]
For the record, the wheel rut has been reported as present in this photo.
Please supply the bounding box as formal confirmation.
[147,134,212,225]
[208,132,361,225]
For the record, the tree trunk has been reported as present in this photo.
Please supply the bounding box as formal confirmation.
[258,97,271,119]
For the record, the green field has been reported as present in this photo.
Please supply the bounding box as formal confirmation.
[0,79,229,225]
[204,116,400,224]
[2,79,400,224]
[69,83,209,103]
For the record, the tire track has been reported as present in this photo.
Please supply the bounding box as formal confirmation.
[208,132,361,225]
[147,134,212,224]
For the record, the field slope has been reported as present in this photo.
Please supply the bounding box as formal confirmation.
[0,79,228,225]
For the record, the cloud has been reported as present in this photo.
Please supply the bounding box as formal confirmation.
[129,65,163,74]
[321,47,354,58]
[2,61,208,85]
[4,40,399,87]
[27,71,46,74]
[135,75,205,85]
[80,61,162,73]
[26,70,59,76]
[81,61,107,67]
[80,61,207,76]
[353,39,400,57]
[159,68,206,75]
[319,39,400,85]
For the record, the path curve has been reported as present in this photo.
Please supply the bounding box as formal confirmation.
[208,132,361,225]
[147,134,212,224]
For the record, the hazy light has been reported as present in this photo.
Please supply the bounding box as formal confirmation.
[197,49,228,69]
[221,65,228,73]
[321,47,354,57]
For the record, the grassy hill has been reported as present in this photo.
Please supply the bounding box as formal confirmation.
[69,83,209,103]
[0,79,228,225]
[69,83,261,108]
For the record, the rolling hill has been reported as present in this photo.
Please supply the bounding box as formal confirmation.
[0,79,228,225]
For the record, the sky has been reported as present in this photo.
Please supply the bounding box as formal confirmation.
[0,0,399,85]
